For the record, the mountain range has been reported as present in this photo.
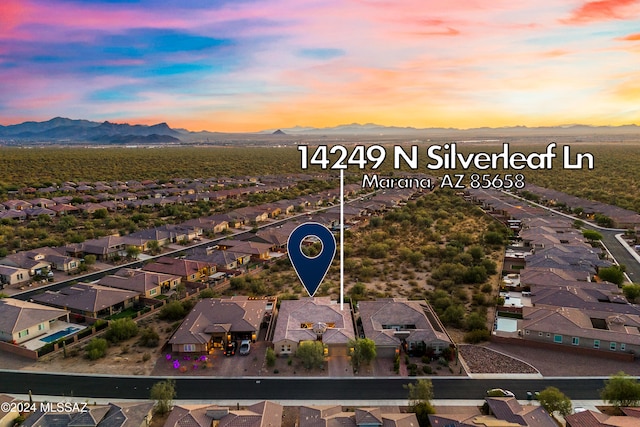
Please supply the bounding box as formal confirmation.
[0,117,182,144]
[0,117,639,145]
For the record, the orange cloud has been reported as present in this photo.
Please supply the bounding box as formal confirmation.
[617,32,640,40]
[563,0,639,24]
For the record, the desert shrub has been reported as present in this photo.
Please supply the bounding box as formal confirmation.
[139,327,160,347]
[85,338,108,360]
[105,318,138,343]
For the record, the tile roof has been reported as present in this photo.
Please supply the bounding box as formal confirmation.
[358,299,452,347]
[273,298,355,345]
[486,397,556,427]
[98,268,179,294]
[565,408,640,427]
[32,283,138,314]
[143,257,213,278]
[21,402,153,427]
[299,406,417,427]
[0,298,69,334]
[522,306,640,345]
[169,297,267,346]
[165,402,282,427]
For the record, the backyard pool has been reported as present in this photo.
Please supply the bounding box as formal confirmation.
[40,326,81,343]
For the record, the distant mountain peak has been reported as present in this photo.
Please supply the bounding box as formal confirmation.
[272,129,286,135]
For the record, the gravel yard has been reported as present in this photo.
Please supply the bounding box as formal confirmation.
[458,344,539,374]
[485,342,640,376]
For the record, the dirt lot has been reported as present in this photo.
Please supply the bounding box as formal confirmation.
[485,342,640,376]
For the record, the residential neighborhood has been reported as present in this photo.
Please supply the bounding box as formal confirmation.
[2,171,640,426]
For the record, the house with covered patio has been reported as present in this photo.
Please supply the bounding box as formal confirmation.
[0,298,70,345]
[31,283,138,318]
[272,297,355,357]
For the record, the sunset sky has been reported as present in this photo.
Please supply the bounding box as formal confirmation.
[1,0,639,132]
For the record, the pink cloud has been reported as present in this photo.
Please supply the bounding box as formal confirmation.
[562,0,640,24]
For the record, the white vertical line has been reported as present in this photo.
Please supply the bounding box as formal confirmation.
[340,168,344,311]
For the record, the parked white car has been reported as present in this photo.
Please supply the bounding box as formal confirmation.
[487,388,515,397]
[239,339,251,356]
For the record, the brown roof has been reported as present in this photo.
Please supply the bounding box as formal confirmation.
[522,306,640,345]
[358,299,452,347]
[32,283,138,314]
[143,257,213,278]
[98,269,180,294]
[0,298,68,334]
[273,297,355,345]
[299,406,417,427]
[486,397,556,427]
[165,402,282,427]
[566,409,640,427]
[169,297,267,345]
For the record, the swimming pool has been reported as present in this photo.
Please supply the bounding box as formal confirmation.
[40,326,81,343]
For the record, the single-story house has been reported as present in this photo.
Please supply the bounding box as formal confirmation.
[32,283,139,318]
[299,406,418,427]
[518,306,640,355]
[22,402,154,427]
[98,268,181,298]
[165,401,283,427]
[566,408,640,427]
[64,235,150,261]
[216,240,272,262]
[187,251,239,271]
[358,299,454,358]
[272,297,355,357]
[168,297,268,354]
[428,397,555,427]
[1,247,81,275]
[143,257,214,282]
[182,217,229,234]
[0,298,70,345]
[0,265,30,287]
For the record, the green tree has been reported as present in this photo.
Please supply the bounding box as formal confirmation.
[159,300,187,321]
[441,304,465,328]
[198,288,217,299]
[83,254,96,266]
[150,379,176,415]
[405,379,435,427]
[594,214,614,228]
[93,208,108,219]
[105,318,138,343]
[296,341,325,370]
[125,245,141,260]
[405,378,434,406]
[598,266,625,286]
[138,327,160,347]
[537,386,572,416]
[465,312,487,331]
[266,347,276,367]
[85,338,108,360]
[623,284,640,303]
[582,229,603,242]
[349,338,377,371]
[601,371,640,408]
[147,240,161,255]
[484,231,504,245]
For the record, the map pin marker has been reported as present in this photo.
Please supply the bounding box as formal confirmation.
[287,222,336,297]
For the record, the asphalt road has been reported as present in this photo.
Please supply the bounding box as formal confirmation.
[596,229,640,283]
[0,371,607,400]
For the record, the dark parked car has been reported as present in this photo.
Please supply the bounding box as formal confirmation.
[224,341,237,356]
